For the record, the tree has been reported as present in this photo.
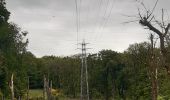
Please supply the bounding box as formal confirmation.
[96,50,126,100]
[148,34,159,100]
[0,0,29,98]
[137,0,170,75]
[0,0,10,23]
[125,42,151,99]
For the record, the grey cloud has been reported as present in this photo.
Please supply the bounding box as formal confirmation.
[5,0,170,57]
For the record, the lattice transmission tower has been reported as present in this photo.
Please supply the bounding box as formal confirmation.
[78,40,90,100]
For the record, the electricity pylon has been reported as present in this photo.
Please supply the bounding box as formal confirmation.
[79,40,90,100]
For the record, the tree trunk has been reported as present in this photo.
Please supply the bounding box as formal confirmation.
[112,86,115,100]
[105,68,109,100]
[43,75,46,100]
[27,77,29,100]
[18,96,21,100]
[149,34,158,100]
[112,79,115,100]
[45,75,51,100]
[46,79,50,100]
[150,63,158,100]
[159,36,170,75]
[50,80,52,97]
[1,96,3,100]
[9,74,14,100]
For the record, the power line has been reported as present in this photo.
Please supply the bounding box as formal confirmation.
[83,0,91,39]
[97,0,110,31]
[93,0,110,43]
[91,0,104,39]
[79,0,82,39]
[75,0,79,48]
[94,0,115,43]
[98,0,116,42]
[83,0,103,41]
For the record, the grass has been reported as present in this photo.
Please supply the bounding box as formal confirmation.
[29,89,43,98]
[28,89,101,100]
[29,89,79,99]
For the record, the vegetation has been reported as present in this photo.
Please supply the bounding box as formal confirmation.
[0,0,170,100]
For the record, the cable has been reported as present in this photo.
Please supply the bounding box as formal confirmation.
[92,0,103,31]
[98,0,116,41]
[75,0,79,48]
[93,0,110,43]
[79,0,82,40]
[91,0,104,40]
[94,0,115,43]
[98,0,110,31]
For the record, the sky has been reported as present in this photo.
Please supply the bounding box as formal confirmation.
[6,0,170,57]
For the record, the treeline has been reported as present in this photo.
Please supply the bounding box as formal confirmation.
[26,44,170,100]
[1,0,170,99]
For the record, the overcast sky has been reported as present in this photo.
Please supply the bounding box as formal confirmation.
[6,0,170,57]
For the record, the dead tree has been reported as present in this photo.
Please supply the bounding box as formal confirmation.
[46,77,50,100]
[9,73,14,100]
[137,0,170,75]
[43,75,46,100]
[44,75,52,100]
[148,34,158,100]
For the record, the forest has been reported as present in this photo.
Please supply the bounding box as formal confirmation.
[1,0,170,100]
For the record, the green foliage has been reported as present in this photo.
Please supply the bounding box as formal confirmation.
[0,0,29,98]
[0,0,10,23]
[40,56,81,97]
[124,42,151,99]
[0,0,170,99]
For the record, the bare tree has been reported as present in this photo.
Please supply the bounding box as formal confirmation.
[124,1,170,99]
[148,34,158,100]
[44,75,52,100]
[136,0,170,75]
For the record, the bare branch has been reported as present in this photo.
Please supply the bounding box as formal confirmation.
[164,23,170,36]
[141,2,148,14]
[148,0,159,19]
[162,9,165,29]
[149,16,155,23]
[138,8,143,20]
[140,17,162,36]
[154,19,164,29]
